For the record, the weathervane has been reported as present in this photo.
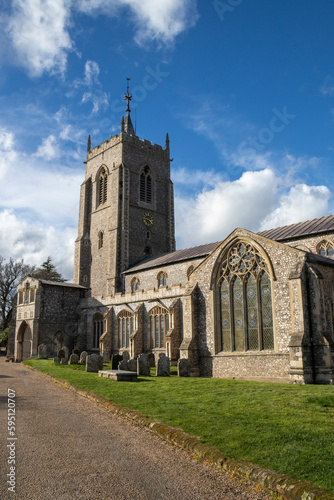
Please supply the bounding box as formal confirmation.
[124,77,132,115]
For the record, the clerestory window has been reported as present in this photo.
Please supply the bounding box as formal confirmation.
[317,240,334,259]
[218,242,274,352]
[157,271,167,288]
[140,166,152,204]
[130,277,140,293]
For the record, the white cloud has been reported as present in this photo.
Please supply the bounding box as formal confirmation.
[84,60,100,86]
[172,167,224,187]
[0,210,76,280]
[76,0,199,45]
[0,128,17,180]
[7,0,72,77]
[320,76,334,96]
[81,91,109,114]
[175,168,331,249]
[0,127,82,279]
[35,135,60,161]
[260,184,331,231]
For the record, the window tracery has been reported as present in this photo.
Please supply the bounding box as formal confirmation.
[131,277,140,293]
[117,310,133,349]
[157,271,167,288]
[218,241,274,352]
[140,166,152,204]
[317,240,334,259]
[149,306,170,349]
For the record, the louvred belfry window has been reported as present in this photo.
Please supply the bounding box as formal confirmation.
[140,166,152,204]
[218,242,274,352]
[98,168,108,206]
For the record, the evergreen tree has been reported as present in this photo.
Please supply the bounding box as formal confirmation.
[33,257,66,282]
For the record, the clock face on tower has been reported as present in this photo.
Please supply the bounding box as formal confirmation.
[143,212,154,227]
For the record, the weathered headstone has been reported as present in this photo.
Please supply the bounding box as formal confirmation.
[61,358,68,365]
[86,354,103,373]
[157,354,170,377]
[61,346,69,361]
[58,349,65,360]
[38,344,48,359]
[111,354,123,370]
[122,351,130,362]
[148,352,155,367]
[177,358,190,377]
[72,348,80,357]
[69,353,79,365]
[137,353,150,376]
[79,351,88,365]
[53,357,60,364]
[118,359,128,371]
[127,358,137,372]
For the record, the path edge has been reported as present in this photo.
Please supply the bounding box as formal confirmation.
[24,365,334,500]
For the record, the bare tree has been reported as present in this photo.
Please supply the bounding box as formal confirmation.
[0,257,36,331]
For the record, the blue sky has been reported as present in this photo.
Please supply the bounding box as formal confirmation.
[1,0,334,279]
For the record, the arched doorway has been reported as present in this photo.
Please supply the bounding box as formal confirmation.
[16,322,32,361]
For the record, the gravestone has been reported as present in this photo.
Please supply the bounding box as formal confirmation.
[127,358,137,372]
[53,357,60,364]
[177,358,190,377]
[58,349,65,360]
[118,359,128,371]
[122,351,130,361]
[137,353,150,376]
[72,348,80,357]
[86,354,103,373]
[38,344,48,359]
[148,352,155,367]
[61,346,69,361]
[69,353,79,365]
[111,354,122,370]
[79,351,88,365]
[61,358,68,365]
[157,354,170,377]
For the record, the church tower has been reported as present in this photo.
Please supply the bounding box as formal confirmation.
[73,82,175,297]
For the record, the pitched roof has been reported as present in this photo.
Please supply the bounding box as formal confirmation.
[258,214,334,242]
[40,280,86,289]
[123,241,220,274]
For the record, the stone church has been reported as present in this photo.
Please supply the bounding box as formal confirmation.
[13,87,334,384]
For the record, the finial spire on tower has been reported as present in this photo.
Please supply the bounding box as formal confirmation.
[123,78,135,135]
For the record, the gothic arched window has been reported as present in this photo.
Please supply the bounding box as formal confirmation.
[157,271,167,288]
[317,240,334,259]
[149,306,170,348]
[130,277,140,293]
[92,313,104,349]
[97,167,108,207]
[140,166,152,204]
[218,241,274,352]
[117,311,133,349]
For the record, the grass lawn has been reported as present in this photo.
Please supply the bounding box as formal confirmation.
[24,358,334,494]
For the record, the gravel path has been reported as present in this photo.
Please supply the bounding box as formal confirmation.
[0,358,273,500]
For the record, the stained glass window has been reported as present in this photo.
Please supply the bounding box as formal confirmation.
[317,240,334,259]
[218,241,274,352]
[118,311,133,348]
[149,307,170,348]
